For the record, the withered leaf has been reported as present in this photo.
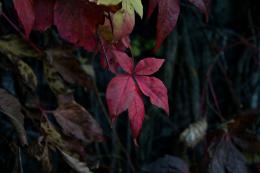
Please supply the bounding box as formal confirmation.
[142,155,190,173]
[60,150,93,173]
[45,48,93,89]
[0,88,27,145]
[0,35,40,58]
[41,122,64,149]
[209,137,249,173]
[227,110,259,134]
[43,61,71,95]
[53,94,103,144]
[16,59,38,90]
[27,141,52,173]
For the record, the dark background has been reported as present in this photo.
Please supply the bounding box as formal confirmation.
[0,0,260,172]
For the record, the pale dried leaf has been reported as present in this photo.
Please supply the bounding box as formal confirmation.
[180,119,207,147]
[60,150,93,173]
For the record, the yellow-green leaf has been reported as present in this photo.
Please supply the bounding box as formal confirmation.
[113,1,135,40]
[0,35,40,58]
[97,0,121,6]
[131,0,143,18]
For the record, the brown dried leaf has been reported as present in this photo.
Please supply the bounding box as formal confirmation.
[45,48,93,89]
[0,88,27,145]
[53,93,103,144]
[27,141,52,173]
[227,110,259,134]
[209,137,249,173]
[60,150,93,173]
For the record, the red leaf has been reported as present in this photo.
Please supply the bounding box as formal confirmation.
[13,0,35,37]
[188,0,209,20]
[112,50,134,74]
[148,0,180,49]
[136,76,169,114]
[128,90,145,138]
[100,38,130,73]
[106,75,136,118]
[106,56,168,138]
[54,0,104,51]
[33,0,54,31]
[135,58,165,75]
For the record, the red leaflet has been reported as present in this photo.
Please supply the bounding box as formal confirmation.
[148,0,209,49]
[147,0,180,50]
[106,75,136,118]
[128,90,145,139]
[33,0,54,31]
[112,50,134,74]
[13,0,35,37]
[54,0,104,51]
[136,76,169,114]
[135,58,164,75]
[13,0,104,51]
[106,50,168,139]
